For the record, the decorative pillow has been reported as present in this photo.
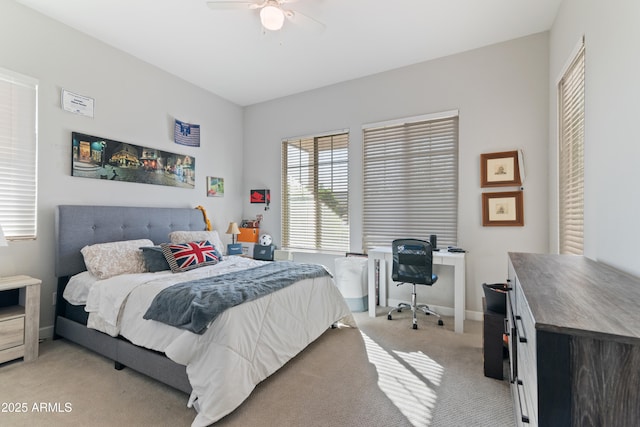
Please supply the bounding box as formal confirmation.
[169,230,225,258]
[161,240,221,273]
[140,246,171,272]
[81,239,153,279]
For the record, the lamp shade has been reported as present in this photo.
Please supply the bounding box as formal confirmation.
[226,222,241,246]
[226,222,240,235]
[0,224,8,247]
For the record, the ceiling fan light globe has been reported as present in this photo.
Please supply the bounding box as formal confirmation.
[260,5,285,31]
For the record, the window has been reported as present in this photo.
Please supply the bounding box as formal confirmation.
[282,131,349,252]
[558,42,585,255]
[362,111,458,250]
[0,67,38,240]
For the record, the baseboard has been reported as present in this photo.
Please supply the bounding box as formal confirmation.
[465,310,483,322]
[39,325,54,340]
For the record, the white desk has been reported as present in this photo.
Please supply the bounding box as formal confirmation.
[367,247,466,333]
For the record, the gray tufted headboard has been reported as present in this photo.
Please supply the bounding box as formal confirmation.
[55,205,207,277]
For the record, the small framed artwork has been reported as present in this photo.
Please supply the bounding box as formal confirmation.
[480,151,522,187]
[207,177,224,197]
[250,189,270,204]
[482,191,524,226]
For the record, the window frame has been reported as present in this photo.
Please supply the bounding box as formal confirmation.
[362,110,459,251]
[281,130,350,252]
[0,67,38,240]
[558,40,585,255]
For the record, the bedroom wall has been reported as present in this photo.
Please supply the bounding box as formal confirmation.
[0,1,245,336]
[243,33,551,316]
[549,0,640,275]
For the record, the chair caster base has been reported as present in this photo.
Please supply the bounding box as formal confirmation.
[412,324,418,330]
[387,314,392,320]
[438,319,444,326]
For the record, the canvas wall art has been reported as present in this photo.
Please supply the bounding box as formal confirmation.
[71,132,195,188]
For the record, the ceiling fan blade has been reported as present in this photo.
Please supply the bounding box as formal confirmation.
[206,1,260,10]
[285,9,326,33]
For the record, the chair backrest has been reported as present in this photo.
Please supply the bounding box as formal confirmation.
[391,238,436,285]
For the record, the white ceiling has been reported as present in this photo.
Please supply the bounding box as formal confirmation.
[16,0,562,106]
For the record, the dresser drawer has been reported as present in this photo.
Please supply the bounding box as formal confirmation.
[516,291,537,425]
[0,316,25,351]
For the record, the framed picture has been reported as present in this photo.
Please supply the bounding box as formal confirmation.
[250,189,270,204]
[482,191,524,226]
[71,132,195,188]
[206,176,224,197]
[480,151,522,187]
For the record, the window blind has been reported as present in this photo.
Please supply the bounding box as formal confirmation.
[558,44,585,255]
[0,68,38,240]
[362,113,458,250]
[282,131,349,252]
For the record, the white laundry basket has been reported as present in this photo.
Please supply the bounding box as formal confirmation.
[334,255,368,312]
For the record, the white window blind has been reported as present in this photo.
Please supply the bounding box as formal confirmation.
[282,131,349,252]
[558,43,585,255]
[0,68,38,240]
[362,112,458,250]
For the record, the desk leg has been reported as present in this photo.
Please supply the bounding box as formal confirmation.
[367,253,387,317]
[454,259,465,334]
[379,256,386,310]
[368,258,377,317]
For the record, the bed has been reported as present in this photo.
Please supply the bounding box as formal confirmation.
[54,205,355,426]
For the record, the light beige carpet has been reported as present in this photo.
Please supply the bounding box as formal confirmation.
[0,309,513,427]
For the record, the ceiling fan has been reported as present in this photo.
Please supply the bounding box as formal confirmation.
[206,0,323,32]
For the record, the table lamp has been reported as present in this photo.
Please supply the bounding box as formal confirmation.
[226,222,242,255]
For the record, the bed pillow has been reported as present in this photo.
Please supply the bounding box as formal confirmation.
[140,246,171,272]
[161,240,221,273]
[169,230,225,258]
[63,270,99,305]
[81,239,153,279]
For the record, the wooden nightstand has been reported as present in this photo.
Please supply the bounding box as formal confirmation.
[0,275,41,364]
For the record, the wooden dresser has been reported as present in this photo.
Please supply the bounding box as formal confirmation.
[507,253,640,427]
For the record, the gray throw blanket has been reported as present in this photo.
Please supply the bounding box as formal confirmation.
[143,261,331,334]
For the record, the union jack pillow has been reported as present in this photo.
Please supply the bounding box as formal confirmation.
[161,240,221,273]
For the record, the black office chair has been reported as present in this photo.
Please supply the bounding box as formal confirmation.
[387,238,443,329]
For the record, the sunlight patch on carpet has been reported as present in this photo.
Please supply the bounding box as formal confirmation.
[361,331,444,426]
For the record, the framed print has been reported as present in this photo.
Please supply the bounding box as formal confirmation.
[482,191,524,226]
[250,189,270,204]
[62,89,95,118]
[207,176,224,197]
[480,151,522,187]
[71,132,195,188]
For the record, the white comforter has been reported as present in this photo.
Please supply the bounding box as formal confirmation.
[82,256,355,426]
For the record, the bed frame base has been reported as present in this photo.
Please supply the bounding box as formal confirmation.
[53,205,210,398]
[55,316,192,394]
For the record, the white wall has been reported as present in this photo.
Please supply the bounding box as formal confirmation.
[0,2,245,335]
[549,0,640,275]
[244,33,551,314]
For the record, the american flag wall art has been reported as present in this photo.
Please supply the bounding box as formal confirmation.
[174,119,201,147]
